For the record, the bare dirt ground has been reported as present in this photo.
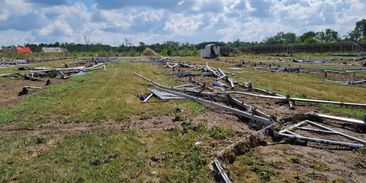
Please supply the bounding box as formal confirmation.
[252,144,366,182]
[0,78,64,108]
[0,109,255,168]
[0,110,252,138]
[162,61,366,182]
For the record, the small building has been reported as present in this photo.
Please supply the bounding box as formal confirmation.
[17,46,32,53]
[42,47,67,53]
[200,44,220,58]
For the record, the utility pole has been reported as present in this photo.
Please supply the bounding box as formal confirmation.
[84,35,89,45]
[125,38,130,47]
[84,35,90,53]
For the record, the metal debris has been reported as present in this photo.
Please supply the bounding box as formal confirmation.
[278,120,366,148]
[134,57,366,182]
[135,73,274,126]
[18,86,42,96]
[148,88,185,100]
[213,158,232,183]
[308,112,366,126]
[212,80,227,88]
[206,91,366,108]
[138,93,154,103]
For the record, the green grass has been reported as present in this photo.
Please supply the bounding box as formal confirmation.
[0,55,236,182]
[0,59,206,128]
[231,70,366,118]
[320,104,366,119]
[290,156,302,164]
[0,131,213,182]
[181,121,235,139]
[229,150,277,182]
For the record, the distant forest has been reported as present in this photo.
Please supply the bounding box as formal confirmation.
[1,19,366,57]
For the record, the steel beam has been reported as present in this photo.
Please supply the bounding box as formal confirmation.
[134,73,273,126]
[203,91,366,108]
[278,120,366,148]
[213,158,232,183]
[308,112,365,125]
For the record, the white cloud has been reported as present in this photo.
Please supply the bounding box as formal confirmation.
[136,9,164,22]
[216,17,296,41]
[349,0,366,14]
[164,13,203,36]
[0,30,34,46]
[1,0,366,46]
[0,0,32,21]
[39,20,74,36]
[99,9,134,30]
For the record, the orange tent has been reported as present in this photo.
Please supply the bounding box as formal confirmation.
[17,46,31,53]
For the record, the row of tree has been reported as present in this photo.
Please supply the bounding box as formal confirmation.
[1,19,365,57]
[263,19,366,45]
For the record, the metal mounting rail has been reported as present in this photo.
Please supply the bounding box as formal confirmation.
[227,94,271,120]
[308,112,366,126]
[213,123,275,183]
[278,120,366,148]
[213,158,232,183]
[202,91,366,108]
[134,73,273,126]
[135,72,277,183]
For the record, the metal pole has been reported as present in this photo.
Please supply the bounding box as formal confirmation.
[278,130,364,148]
[213,158,232,183]
[308,113,365,125]
[204,91,366,108]
[134,73,273,126]
[305,121,366,144]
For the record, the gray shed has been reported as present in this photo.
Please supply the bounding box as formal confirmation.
[200,44,220,58]
[42,47,67,53]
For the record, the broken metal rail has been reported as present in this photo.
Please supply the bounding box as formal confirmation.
[213,123,275,183]
[326,79,366,86]
[134,72,274,126]
[30,63,106,74]
[202,91,366,108]
[308,112,366,126]
[213,158,232,183]
[227,94,271,120]
[135,72,276,183]
[278,120,366,148]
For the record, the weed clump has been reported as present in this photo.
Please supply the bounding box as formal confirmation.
[290,156,301,164]
[180,122,234,139]
[233,150,277,182]
[209,126,235,139]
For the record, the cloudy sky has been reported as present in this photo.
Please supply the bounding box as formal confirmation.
[0,0,365,46]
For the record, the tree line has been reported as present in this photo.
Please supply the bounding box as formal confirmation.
[1,19,365,57]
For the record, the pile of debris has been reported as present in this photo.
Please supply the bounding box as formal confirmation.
[1,59,109,97]
[241,61,366,86]
[1,59,107,80]
[135,57,366,183]
[0,57,75,69]
[0,58,28,68]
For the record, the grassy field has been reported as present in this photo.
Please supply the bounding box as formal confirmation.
[0,58,225,182]
[0,130,218,182]
[175,56,366,119]
[0,56,365,182]
[0,60,206,127]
